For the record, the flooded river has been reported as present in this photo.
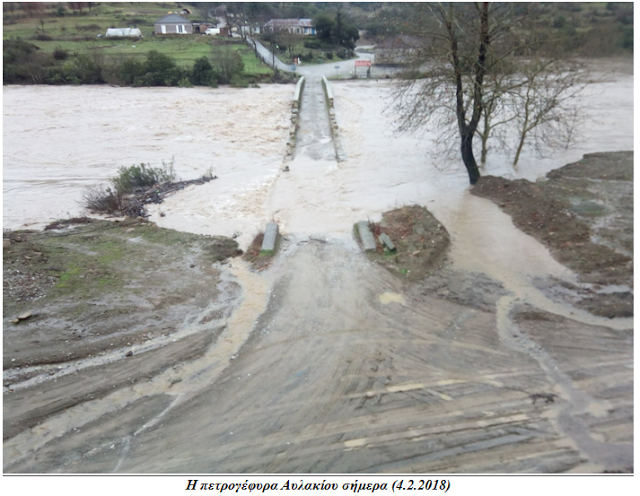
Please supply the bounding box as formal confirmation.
[3,60,634,473]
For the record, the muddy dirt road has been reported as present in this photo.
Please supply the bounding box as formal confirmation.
[5,233,632,473]
[3,62,633,473]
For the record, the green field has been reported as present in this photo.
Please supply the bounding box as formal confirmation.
[3,2,273,75]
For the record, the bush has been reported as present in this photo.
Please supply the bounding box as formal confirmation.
[326,51,334,60]
[34,33,53,41]
[230,74,249,88]
[210,47,244,84]
[56,4,67,17]
[53,46,69,60]
[178,76,192,87]
[192,56,213,85]
[117,57,144,85]
[82,185,121,213]
[70,51,106,84]
[303,39,321,49]
[4,39,39,64]
[141,50,182,86]
[111,161,176,194]
[45,70,67,85]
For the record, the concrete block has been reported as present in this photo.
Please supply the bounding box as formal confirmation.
[293,76,305,106]
[357,221,376,252]
[261,222,279,254]
[379,233,396,251]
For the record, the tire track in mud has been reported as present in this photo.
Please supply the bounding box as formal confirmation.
[496,295,632,470]
[3,259,271,472]
[78,237,626,473]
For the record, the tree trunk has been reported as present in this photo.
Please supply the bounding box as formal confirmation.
[461,132,480,185]
[512,136,525,168]
[480,133,488,167]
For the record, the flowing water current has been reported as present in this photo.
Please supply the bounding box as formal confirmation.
[2,61,634,472]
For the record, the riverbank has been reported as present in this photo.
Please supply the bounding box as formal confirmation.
[472,152,633,318]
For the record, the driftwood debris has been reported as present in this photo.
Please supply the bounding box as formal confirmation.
[121,175,217,218]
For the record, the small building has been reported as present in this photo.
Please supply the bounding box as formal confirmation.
[240,25,261,36]
[105,27,142,38]
[263,19,316,36]
[154,14,193,35]
[192,22,212,34]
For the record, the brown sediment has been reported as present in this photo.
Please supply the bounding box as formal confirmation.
[471,152,633,317]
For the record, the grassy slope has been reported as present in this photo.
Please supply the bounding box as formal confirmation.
[3,2,272,74]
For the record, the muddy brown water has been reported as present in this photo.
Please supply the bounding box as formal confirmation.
[3,65,634,472]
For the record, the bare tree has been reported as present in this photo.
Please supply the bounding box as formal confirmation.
[472,55,588,168]
[391,3,589,182]
[391,3,495,184]
[507,59,587,167]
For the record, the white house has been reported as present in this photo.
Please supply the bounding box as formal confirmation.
[263,19,316,36]
[154,14,193,35]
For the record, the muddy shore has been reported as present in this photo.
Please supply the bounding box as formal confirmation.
[472,152,633,318]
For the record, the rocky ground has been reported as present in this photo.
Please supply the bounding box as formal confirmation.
[472,152,633,318]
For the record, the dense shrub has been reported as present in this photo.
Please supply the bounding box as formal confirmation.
[230,74,249,88]
[4,40,56,84]
[70,52,107,84]
[53,46,69,60]
[210,47,244,84]
[83,161,178,213]
[303,39,321,49]
[111,161,176,194]
[117,57,144,85]
[33,33,53,41]
[191,56,213,86]
[141,50,183,86]
[4,39,39,64]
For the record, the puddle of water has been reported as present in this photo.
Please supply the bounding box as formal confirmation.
[344,438,368,448]
[379,292,406,305]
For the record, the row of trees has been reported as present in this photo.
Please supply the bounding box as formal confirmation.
[391,3,593,184]
[313,10,360,50]
[4,40,247,87]
[4,2,93,17]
